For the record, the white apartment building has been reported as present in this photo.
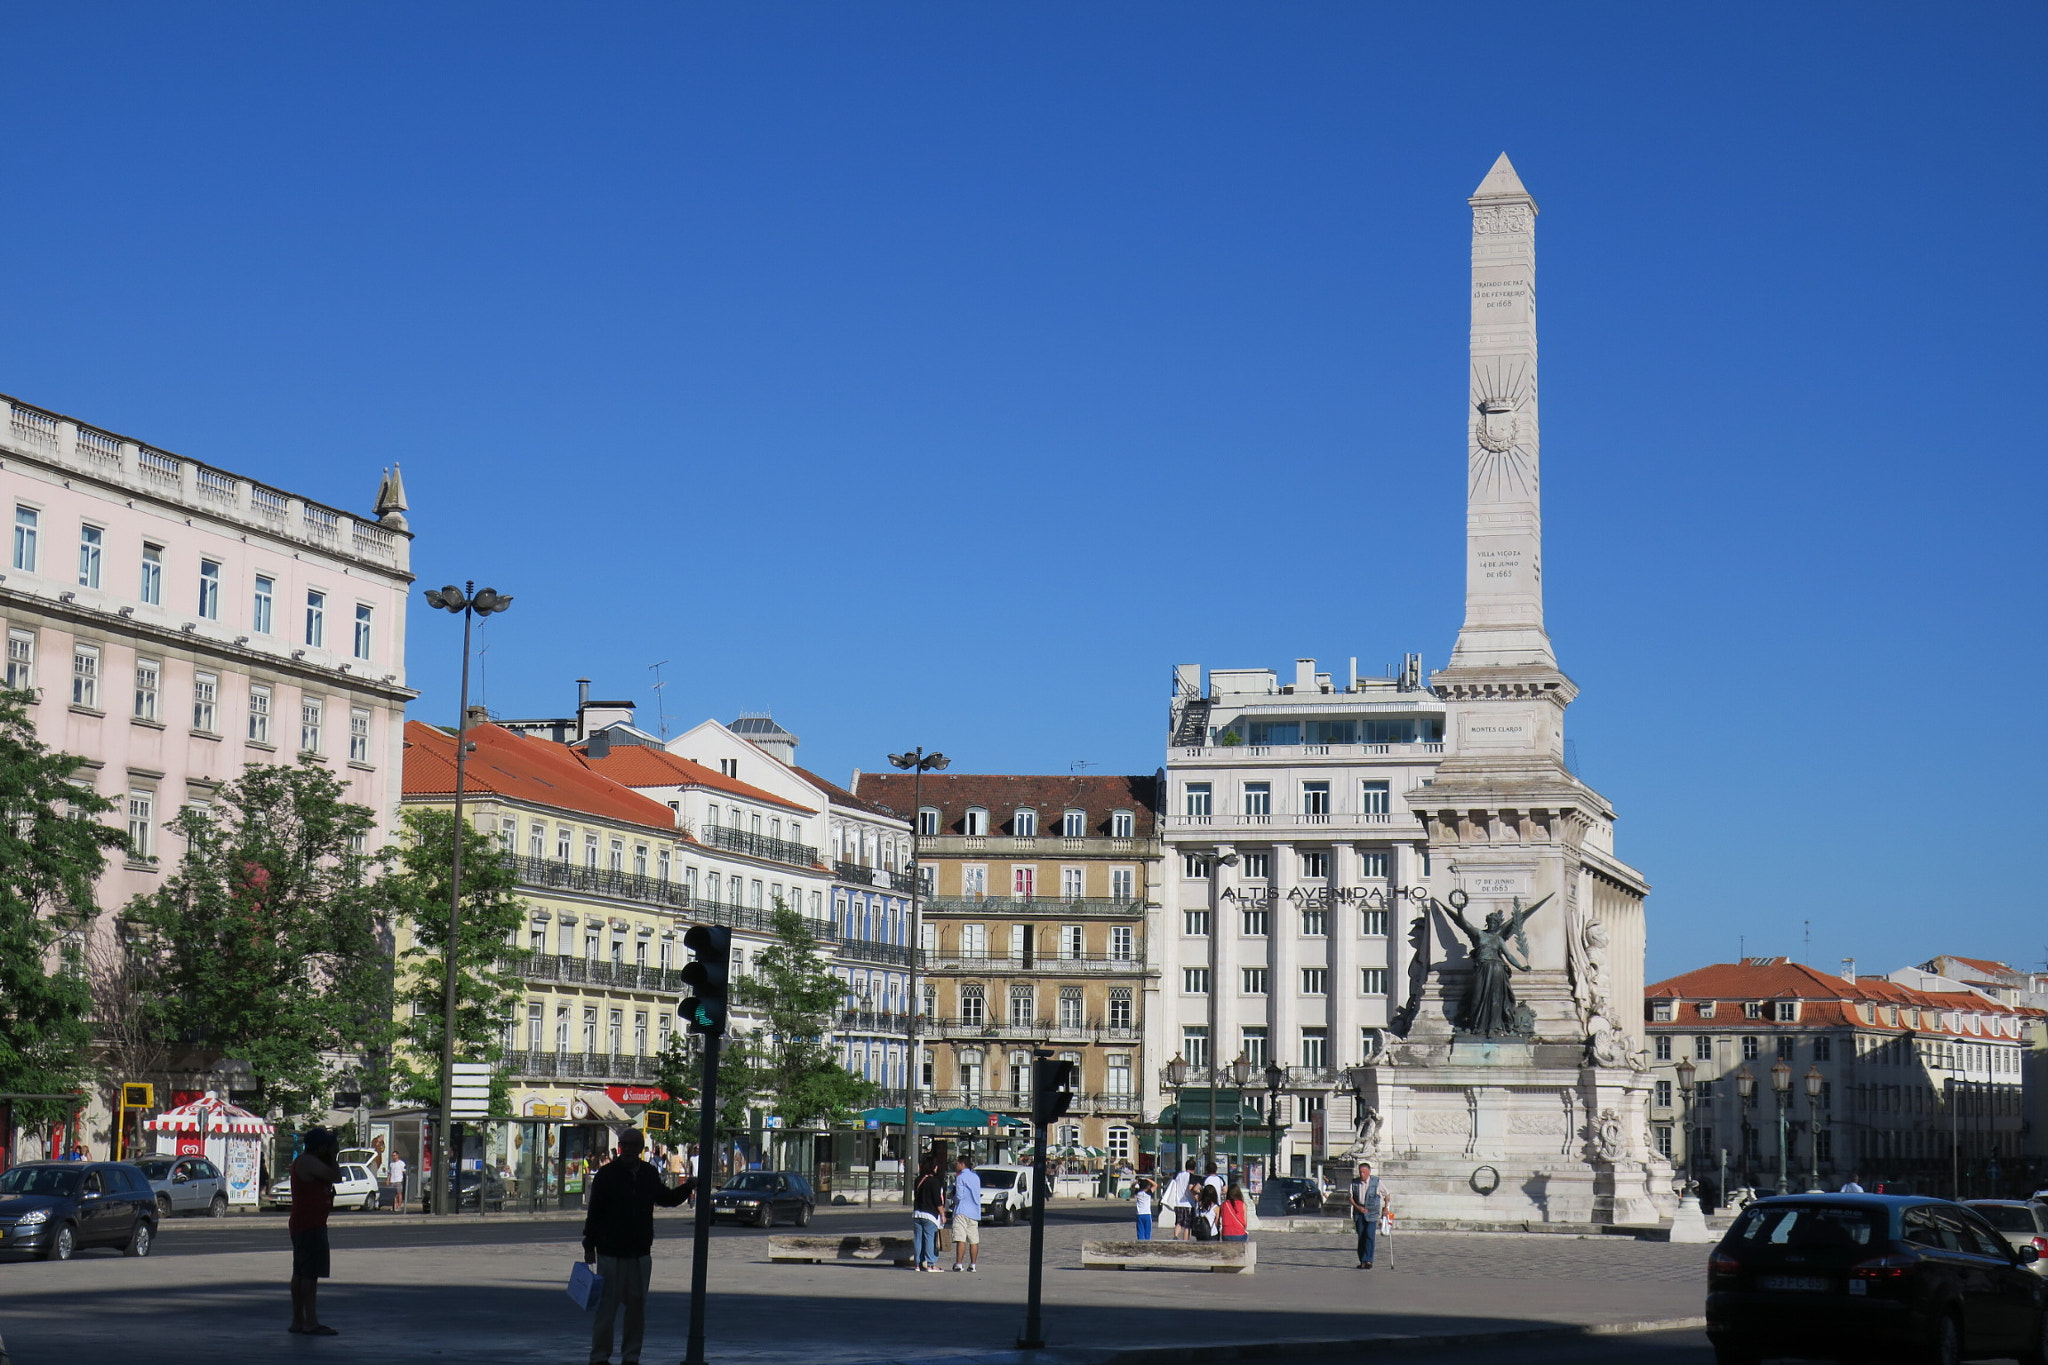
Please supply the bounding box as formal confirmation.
[1158,654,1445,1173]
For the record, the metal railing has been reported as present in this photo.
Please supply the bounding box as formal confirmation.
[834,860,877,885]
[699,824,819,869]
[837,1009,914,1034]
[836,938,914,966]
[923,896,1148,918]
[506,953,690,994]
[925,1018,1141,1044]
[923,952,1149,975]
[501,1050,661,1082]
[507,853,693,911]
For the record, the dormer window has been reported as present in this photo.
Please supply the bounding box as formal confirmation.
[963,807,988,837]
[1110,810,1134,838]
[1743,1001,1765,1020]
[1698,1001,1716,1020]
[1650,1000,1674,1022]
[1061,809,1086,838]
[1774,1001,1798,1023]
[918,807,941,837]
[1014,809,1038,837]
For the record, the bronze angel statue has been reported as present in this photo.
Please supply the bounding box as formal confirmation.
[1443,889,1551,1037]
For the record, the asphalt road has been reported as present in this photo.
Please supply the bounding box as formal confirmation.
[121,1200,1131,1258]
[1407,1330,1713,1365]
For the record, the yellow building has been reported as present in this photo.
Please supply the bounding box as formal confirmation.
[854,773,1162,1164]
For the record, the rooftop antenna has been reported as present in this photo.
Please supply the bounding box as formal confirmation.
[648,660,671,739]
[1803,919,1811,963]
[1070,759,1096,773]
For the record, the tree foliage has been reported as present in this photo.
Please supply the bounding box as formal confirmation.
[126,761,387,1117]
[649,1027,758,1147]
[377,807,526,1109]
[0,688,128,1123]
[737,899,874,1128]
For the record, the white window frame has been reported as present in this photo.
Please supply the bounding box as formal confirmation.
[192,671,218,733]
[1110,809,1134,838]
[197,560,221,620]
[300,697,323,754]
[352,603,373,661]
[248,683,272,743]
[1360,780,1391,815]
[1060,809,1085,838]
[1182,968,1210,995]
[12,506,38,573]
[305,590,325,647]
[133,658,160,721]
[78,524,102,589]
[1301,967,1328,995]
[1183,783,1212,818]
[1361,967,1388,994]
[1242,967,1269,995]
[962,807,988,836]
[252,575,274,634]
[1013,808,1038,837]
[139,543,163,605]
[127,789,155,859]
[349,707,371,762]
[71,643,100,709]
[6,628,36,692]
[1110,866,1135,900]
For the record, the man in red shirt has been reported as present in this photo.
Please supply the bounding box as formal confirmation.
[288,1128,343,1335]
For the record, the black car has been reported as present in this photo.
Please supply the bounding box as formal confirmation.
[420,1169,507,1214]
[708,1172,813,1227]
[1708,1194,2048,1365]
[1256,1177,1326,1218]
[0,1161,160,1261]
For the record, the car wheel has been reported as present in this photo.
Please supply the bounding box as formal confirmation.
[753,1203,774,1229]
[794,1203,812,1227]
[209,1195,228,1219]
[125,1221,154,1258]
[156,1193,172,1219]
[1929,1313,1962,1365]
[40,1223,76,1261]
[362,1193,378,1211]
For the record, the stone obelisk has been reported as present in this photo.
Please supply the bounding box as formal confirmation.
[1356,156,1668,1227]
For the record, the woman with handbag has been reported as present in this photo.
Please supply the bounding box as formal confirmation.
[911,1157,946,1272]
[1218,1182,1250,1243]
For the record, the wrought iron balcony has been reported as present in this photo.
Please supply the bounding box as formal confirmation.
[925,1017,1140,1045]
[505,853,692,911]
[923,896,1148,919]
[923,951,1149,976]
[700,824,819,869]
[837,1008,914,1034]
[500,1050,662,1082]
[504,953,690,994]
[834,859,877,886]
[835,938,915,966]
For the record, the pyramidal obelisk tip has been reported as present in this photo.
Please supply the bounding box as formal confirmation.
[1471,152,1532,202]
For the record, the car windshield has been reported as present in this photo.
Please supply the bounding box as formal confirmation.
[1970,1205,2037,1233]
[977,1171,1017,1189]
[0,1167,82,1198]
[1731,1203,1881,1249]
[136,1160,176,1180]
[723,1174,780,1191]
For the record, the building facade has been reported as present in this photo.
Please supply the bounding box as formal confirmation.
[855,772,1162,1161]
[1645,958,2042,1199]
[1,391,413,1154]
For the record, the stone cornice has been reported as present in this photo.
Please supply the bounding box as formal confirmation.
[0,582,416,705]
[1428,665,1578,707]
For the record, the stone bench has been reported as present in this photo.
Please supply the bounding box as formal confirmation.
[767,1234,916,1266]
[1080,1239,1256,1274]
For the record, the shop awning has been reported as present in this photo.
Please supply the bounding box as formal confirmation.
[858,1106,1028,1129]
[142,1093,274,1137]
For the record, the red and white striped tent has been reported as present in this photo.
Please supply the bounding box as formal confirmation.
[143,1092,273,1206]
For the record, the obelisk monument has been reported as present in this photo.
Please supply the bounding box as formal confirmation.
[1354,156,1670,1226]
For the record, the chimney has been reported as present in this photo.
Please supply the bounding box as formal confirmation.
[1293,658,1316,691]
[586,731,611,759]
[463,705,490,729]
[578,678,591,708]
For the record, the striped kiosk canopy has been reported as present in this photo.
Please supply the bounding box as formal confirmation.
[142,1092,274,1137]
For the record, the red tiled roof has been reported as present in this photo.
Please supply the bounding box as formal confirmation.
[402,722,679,834]
[1945,956,2020,978]
[792,765,902,820]
[575,745,815,815]
[1645,958,2042,1038]
[854,773,1160,837]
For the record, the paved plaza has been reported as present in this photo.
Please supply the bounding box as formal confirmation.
[0,1207,1709,1365]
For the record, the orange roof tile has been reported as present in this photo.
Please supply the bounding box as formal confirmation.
[1646,959,2038,1039]
[575,744,816,815]
[402,722,679,834]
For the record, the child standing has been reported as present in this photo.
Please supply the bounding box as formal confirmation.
[1133,1177,1155,1241]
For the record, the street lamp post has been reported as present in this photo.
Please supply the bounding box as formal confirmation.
[887,747,949,1206]
[1771,1057,1793,1196]
[1228,1054,1252,1183]
[1674,1056,1698,1201]
[1803,1065,1825,1192]
[1163,1054,1188,1173]
[1263,1060,1285,1182]
[1734,1065,1756,1192]
[422,581,512,1216]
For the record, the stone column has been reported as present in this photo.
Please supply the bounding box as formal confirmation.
[1329,844,1358,1067]
[1210,843,1240,1094]
[1269,842,1299,1146]
[1389,841,1421,1033]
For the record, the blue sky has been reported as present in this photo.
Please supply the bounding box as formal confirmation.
[4,4,2042,980]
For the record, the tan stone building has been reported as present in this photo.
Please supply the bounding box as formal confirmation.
[854,773,1161,1161]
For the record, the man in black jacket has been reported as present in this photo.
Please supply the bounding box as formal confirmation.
[582,1129,693,1365]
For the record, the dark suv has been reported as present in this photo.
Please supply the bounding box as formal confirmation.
[708,1172,813,1227]
[0,1162,160,1260]
[1708,1194,2048,1365]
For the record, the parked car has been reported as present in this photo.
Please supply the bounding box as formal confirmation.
[973,1165,1033,1225]
[264,1162,380,1212]
[1256,1176,1326,1218]
[707,1172,813,1227]
[135,1156,228,1219]
[1707,1194,2048,1365]
[1965,1201,2048,1278]
[420,1169,506,1214]
[0,1161,159,1260]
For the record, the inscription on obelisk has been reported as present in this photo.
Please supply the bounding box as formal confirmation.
[1448,153,1555,674]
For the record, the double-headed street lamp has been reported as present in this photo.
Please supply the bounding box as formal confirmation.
[1264,1060,1286,1181]
[1771,1056,1793,1196]
[1674,1056,1698,1200]
[1734,1065,1756,1190]
[1163,1054,1189,1170]
[423,581,513,1216]
[888,746,948,1205]
[1228,1054,1253,1181]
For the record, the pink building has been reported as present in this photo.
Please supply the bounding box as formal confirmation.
[2,391,414,1051]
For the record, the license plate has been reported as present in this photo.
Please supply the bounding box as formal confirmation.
[1761,1275,1830,1293]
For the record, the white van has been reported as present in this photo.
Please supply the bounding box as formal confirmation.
[969,1165,1034,1225]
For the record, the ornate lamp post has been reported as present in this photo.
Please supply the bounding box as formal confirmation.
[1263,1060,1286,1181]
[421,581,512,1216]
[1228,1053,1253,1182]
[1674,1056,1698,1200]
[1804,1064,1826,1192]
[1771,1057,1793,1196]
[1162,1054,1189,1171]
[1734,1065,1756,1191]
[887,747,948,1205]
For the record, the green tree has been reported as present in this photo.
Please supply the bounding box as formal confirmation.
[649,1028,758,1147]
[0,688,128,1124]
[127,761,387,1117]
[376,808,527,1110]
[737,899,873,1128]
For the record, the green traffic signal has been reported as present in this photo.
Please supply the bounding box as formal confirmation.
[679,923,732,1037]
[1032,1056,1079,1125]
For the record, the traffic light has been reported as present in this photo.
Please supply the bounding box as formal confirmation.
[1031,1055,1078,1125]
[680,924,732,1036]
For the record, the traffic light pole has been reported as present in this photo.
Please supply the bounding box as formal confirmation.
[682,1031,721,1365]
[1016,1050,1052,1351]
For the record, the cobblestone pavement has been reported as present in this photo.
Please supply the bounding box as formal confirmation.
[0,1217,1712,1365]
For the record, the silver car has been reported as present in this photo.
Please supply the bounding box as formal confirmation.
[135,1156,228,1218]
[1963,1199,2048,1277]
